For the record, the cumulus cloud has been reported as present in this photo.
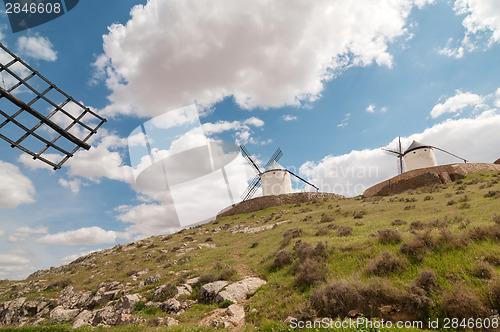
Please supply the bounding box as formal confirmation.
[58,178,86,194]
[16,34,57,61]
[283,115,298,121]
[0,161,36,208]
[430,90,485,118]
[440,0,500,57]
[301,88,500,196]
[94,0,432,118]
[36,227,119,246]
[0,250,33,280]
[7,226,48,243]
[0,229,4,237]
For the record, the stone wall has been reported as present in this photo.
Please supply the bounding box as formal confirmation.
[217,192,344,218]
[363,163,500,197]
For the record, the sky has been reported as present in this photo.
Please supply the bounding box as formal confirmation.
[0,0,499,280]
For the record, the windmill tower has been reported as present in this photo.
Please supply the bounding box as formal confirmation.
[403,140,438,171]
[240,144,318,201]
[381,137,405,174]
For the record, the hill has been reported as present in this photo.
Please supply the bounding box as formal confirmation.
[1,170,500,331]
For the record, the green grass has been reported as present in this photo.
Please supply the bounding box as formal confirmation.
[1,171,500,330]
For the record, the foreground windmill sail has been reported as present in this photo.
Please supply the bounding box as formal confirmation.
[382,137,404,174]
[0,43,106,169]
[240,144,318,201]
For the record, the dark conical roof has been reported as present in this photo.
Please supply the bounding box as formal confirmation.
[494,158,500,165]
[403,140,433,155]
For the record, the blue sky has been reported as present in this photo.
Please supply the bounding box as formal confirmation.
[1,0,500,279]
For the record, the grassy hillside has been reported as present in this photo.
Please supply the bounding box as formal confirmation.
[2,171,500,331]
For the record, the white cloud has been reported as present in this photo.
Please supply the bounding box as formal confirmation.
[0,229,4,237]
[301,89,500,197]
[58,178,86,194]
[366,104,388,113]
[0,161,36,208]
[440,0,500,57]
[60,249,101,265]
[36,227,118,246]
[0,250,34,280]
[283,115,298,121]
[95,0,432,118]
[430,90,484,118]
[202,117,265,144]
[16,34,57,61]
[337,113,351,127]
[7,226,48,243]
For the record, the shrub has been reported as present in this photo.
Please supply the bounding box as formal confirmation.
[400,232,435,261]
[132,301,146,313]
[198,273,217,285]
[46,278,72,290]
[493,214,500,225]
[309,279,363,318]
[391,219,406,226]
[205,237,213,242]
[447,200,456,206]
[484,253,500,266]
[272,250,293,270]
[353,210,367,219]
[315,227,329,236]
[250,242,259,248]
[442,285,487,319]
[377,229,402,244]
[320,214,334,223]
[488,279,500,312]
[218,300,234,308]
[219,267,239,281]
[293,257,328,288]
[413,269,437,293]
[409,220,424,231]
[281,228,303,247]
[472,262,494,279]
[423,195,434,201]
[152,283,177,302]
[484,191,500,198]
[366,251,407,275]
[336,226,353,237]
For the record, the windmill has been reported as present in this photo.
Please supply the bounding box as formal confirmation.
[239,144,319,201]
[381,137,404,174]
[382,138,468,173]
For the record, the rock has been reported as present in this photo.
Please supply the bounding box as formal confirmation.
[175,284,192,297]
[186,277,200,285]
[114,294,140,313]
[199,304,245,329]
[60,286,92,309]
[49,306,80,323]
[215,277,266,303]
[72,310,94,328]
[143,273,161,286]
[130,270,149,280]
[152,284,176,301]
[92,305,119,326]
[153,316,180,326]
[161,298,181,313]
[198,281,229,304]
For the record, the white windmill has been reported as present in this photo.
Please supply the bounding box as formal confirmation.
[382,138,467,173]
[240,144,318,200]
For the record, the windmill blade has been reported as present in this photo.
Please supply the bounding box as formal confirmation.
[241,174,261,201]
[432,146,468,163]
[240,144,261,174]
[264,148,283,169]
[381,147,403,156]
[287,170,319,192]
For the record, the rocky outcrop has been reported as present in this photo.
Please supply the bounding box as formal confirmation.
[198,281,229,304]
[363,163,500,197]
[49,306,80,323]
[215,277,267,303]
